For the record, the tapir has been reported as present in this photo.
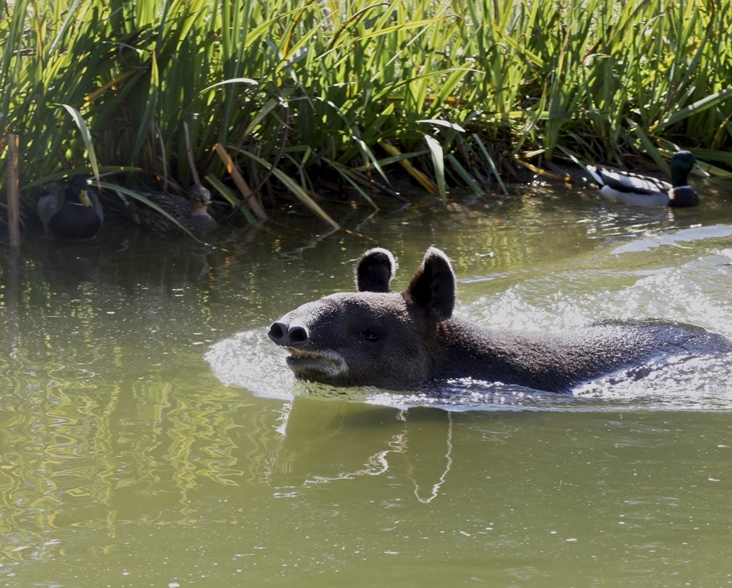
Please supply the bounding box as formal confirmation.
[268,247,731,393]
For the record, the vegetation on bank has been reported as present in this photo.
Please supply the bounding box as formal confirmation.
[2,0,732,226]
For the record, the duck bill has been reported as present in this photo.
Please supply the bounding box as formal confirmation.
[691,163,711,178]
[78,189,93,207]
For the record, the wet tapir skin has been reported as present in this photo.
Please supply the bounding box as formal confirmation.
[268,247,731,393]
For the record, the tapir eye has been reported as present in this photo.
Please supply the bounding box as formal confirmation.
[361,328,380,342]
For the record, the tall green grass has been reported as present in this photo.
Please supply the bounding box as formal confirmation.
[2,0,732,222]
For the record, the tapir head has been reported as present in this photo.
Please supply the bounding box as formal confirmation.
[268,247,456,387]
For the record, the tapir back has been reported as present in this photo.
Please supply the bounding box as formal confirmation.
[431,318,731,392]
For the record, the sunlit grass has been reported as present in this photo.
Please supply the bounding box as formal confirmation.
[2,0,732,222]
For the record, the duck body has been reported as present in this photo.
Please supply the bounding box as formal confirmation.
[587,151,701,208]
[38,175,104,239]
[132,184,217,236]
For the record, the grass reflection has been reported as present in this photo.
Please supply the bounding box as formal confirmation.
[0,351,288,542]
[1,191,732,585]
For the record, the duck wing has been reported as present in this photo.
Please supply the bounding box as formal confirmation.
[587,166,672,195]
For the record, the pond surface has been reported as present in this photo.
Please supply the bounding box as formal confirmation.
[2,180,732,587]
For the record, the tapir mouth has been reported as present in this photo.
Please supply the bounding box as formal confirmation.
[287,350,321,360]
[284,347,346,378]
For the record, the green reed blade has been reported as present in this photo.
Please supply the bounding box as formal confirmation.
[61,104,100,181]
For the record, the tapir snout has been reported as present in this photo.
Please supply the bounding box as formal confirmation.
[268,321,309,347]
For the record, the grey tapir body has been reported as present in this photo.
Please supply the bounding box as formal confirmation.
[268,247,731,393]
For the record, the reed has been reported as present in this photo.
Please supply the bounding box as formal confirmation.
[2,0,731,222]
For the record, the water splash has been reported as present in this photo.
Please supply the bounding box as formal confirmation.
[206,236,732,412]
[205,328,732,412]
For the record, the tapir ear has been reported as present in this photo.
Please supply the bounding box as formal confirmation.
[404,247,455,321]
[355,248,397,292]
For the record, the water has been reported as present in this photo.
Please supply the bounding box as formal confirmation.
[1,181,732,586]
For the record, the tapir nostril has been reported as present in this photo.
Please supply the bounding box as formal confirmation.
[288,326,309,345]
[268,322,288,342]
[268,322,309,346]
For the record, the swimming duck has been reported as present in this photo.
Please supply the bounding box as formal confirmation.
[587,151,705,208]
[38,175,104,239]
[131,184,217,236]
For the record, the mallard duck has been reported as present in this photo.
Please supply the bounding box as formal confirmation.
[38,175,104,239]
[130,184,217,236]
[587,151,706,208]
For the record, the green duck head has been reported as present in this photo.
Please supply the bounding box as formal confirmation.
[670,151,708,187]
[67,175,92,206]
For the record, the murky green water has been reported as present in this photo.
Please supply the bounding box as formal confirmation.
[2,182,732,587]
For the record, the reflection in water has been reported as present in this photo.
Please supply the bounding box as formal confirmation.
[0,355,259,531]
[33,239,103,293]
[1,183,732,586]
[5,246,21,348]
[0,230,271,547]
[610,224,732,254]
[270,399,454,504]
